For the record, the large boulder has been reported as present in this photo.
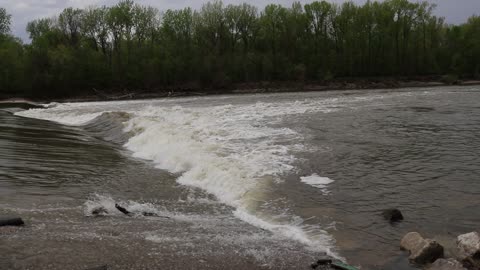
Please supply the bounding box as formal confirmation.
[400,232,444,264]
[427,259,467,270]
[456,232,480,269]
[457,232,480,258]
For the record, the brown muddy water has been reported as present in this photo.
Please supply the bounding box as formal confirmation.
[1,86,480,269]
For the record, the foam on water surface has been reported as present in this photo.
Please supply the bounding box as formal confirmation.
[301,174,335,194]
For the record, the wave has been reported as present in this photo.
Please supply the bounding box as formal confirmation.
[15,98,350,258]
[83,111,133,144]
[121,104,339,257]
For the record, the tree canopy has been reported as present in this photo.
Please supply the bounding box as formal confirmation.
[0,1,479,98]
[0,7,11,35]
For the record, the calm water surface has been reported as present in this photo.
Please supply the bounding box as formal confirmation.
[1,86,479,269]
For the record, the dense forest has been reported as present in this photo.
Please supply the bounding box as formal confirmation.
[0,0,479,98]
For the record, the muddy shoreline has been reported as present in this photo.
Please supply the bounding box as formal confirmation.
[2,78,480,104]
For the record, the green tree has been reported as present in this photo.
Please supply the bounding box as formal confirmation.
[0,7,11,36]
[0,0,479,99]
[58,8,84,46]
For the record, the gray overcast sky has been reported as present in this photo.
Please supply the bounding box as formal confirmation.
[1,0,479,41]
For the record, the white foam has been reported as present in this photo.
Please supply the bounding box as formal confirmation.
[145,235,184,243]
[233,208,340,259]
[301,174,335,194]
[16,104,105,126]
[16,94,385,256]
[122,104,302,206]
[83,194,170,217]
[83,194,117,216]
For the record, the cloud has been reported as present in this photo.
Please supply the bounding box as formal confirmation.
[1,0,478,41]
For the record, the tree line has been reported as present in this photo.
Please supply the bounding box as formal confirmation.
[0,0,479,98]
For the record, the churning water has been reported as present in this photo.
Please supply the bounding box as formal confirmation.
[1,86,480,269]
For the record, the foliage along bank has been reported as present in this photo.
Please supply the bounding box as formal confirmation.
[0,0,479,98]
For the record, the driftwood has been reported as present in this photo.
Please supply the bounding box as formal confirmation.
[114,204,132,216]
[93,89,135,100]
[114,204,170,219]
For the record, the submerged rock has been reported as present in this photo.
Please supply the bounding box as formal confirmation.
[400,232,444,264]
[382,209,404,222]
[115,204,132,216]
[310,255,359,270]
[427,259,466,270]
[310,256,333,269]
[0,218,25,227]
[91,207,109,216]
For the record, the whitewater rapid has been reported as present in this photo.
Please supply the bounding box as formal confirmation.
[16,93,403,257]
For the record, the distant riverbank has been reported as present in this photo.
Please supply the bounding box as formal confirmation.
[2,77,480,105]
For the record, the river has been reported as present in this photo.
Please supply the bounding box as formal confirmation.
[1,86,479,269]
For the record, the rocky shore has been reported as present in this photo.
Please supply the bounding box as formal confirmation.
[400,231,480,270]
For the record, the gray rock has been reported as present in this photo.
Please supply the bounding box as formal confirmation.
[427,259,467,270]
[400,232,444,264]
[457,232,480,258]
[401,232,425,251]
[456,232,480,269]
